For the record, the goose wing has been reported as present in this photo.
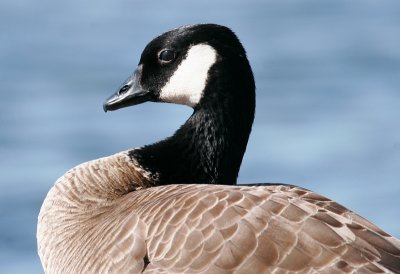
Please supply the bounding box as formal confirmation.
[115,184,400,273]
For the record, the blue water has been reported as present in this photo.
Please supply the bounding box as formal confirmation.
[1,0,399,272]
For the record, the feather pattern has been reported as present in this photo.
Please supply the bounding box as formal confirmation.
[38,152,400,273]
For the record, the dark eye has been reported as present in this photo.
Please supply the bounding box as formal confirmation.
[159,50,175,63]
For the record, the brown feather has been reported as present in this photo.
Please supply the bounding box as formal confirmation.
[38,152,400,273]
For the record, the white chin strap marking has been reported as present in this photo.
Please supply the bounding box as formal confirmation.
[160,44,217,107]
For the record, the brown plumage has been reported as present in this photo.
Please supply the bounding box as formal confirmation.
[38,152,400,273]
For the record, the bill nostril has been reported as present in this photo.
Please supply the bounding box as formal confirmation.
[119,84,131,95]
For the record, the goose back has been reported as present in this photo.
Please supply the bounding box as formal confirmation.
[38,152,400,273]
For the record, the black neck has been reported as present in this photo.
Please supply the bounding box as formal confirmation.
[130,58,255,185]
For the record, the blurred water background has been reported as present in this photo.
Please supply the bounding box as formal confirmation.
[1,0,399,272]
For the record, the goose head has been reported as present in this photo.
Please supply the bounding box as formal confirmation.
[104,24,255,185]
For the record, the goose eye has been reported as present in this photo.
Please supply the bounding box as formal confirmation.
[159,50,175,63]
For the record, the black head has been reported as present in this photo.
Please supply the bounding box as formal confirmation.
[103,23,254,111]
[104,24,255,185]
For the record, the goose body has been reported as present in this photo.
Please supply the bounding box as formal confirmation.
[37,24,400,273]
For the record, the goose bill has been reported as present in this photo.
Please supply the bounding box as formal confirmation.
[103,66,152,112]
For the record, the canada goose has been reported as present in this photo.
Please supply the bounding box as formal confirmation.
[37,24,400,273]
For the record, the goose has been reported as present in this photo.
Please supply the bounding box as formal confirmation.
[37,24,400,273]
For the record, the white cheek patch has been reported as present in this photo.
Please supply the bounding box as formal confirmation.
[160,44,217,107]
